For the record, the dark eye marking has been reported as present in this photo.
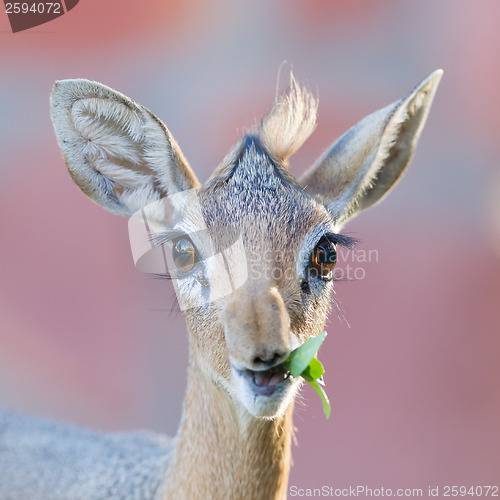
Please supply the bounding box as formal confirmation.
[303,232,357,287]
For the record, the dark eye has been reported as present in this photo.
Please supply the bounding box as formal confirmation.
[311,238,337,279]
[172,238,196,273]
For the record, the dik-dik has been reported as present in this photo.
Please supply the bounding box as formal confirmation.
[0,70,442,499]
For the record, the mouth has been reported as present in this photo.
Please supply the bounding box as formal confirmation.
[237,364,292,397]
[231,361,300,417]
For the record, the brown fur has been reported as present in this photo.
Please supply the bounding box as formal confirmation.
[162,359,293,499]
[49,70,442,500]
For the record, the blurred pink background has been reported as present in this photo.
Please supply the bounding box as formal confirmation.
[1,0,499,494]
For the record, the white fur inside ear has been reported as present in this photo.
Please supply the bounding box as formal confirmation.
[71,98,145,163]
[51,79,199,217]
[69,97,164,195]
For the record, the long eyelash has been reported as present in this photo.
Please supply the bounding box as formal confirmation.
[326,232,358,249]
[148,231,184,247]
[149,234,167,247]
[148,272,175,281]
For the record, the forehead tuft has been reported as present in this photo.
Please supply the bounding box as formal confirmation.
[259,73,318,164]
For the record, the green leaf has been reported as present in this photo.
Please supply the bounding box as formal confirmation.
[303,357,325,379]
[283,331,331,419]
[303,373,331,419]
[285,330,327,378]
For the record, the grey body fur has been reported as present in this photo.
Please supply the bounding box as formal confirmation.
[0,410,172,500]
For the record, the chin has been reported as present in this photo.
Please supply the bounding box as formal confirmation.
[231,365,301,418]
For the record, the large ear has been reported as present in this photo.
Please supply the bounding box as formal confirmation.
[300,70,443,224]
[50,79,200,217]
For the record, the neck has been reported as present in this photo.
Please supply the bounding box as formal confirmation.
[162,357,293,500]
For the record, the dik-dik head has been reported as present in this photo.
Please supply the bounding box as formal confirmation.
[51,71,442,419]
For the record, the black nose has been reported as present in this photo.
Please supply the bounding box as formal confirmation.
[252,350,288,369]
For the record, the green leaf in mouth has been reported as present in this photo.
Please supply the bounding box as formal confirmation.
[284,331,331,419]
